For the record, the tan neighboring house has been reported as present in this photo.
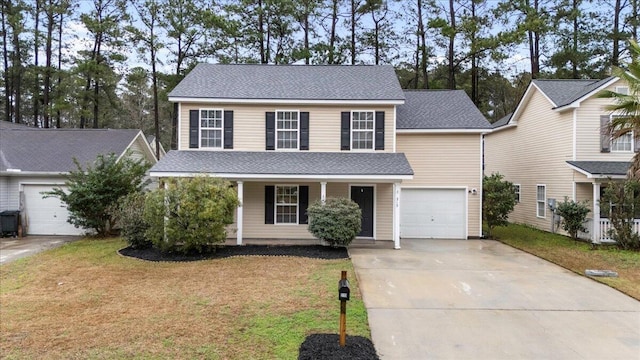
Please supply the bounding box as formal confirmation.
[150,64,491,248]
[0,124,157,235]
[485,76,633,242]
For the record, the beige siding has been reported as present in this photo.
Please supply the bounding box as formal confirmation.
[576,79,634,161]
[396,133,483,237]
[179,103,395,152]
[485,88,575,232]
[229,181,393,241]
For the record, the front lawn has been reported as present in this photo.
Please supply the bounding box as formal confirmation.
[492,224,640,300]
[0,239,370,359]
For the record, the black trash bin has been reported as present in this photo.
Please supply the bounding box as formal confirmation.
[0,210,20,237]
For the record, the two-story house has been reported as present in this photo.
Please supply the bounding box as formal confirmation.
[485,77,633,242]
[149,64,491,248]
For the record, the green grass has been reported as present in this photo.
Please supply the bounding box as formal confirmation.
[492,223,640,300]
[0,238,371,359]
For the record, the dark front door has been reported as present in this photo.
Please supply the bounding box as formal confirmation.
[351,186,374,237]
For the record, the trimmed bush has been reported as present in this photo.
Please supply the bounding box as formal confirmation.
[144,177,239,254]
[483,172,517,238]
[117,192,151,248]
[307,197,361,247]
[555,198,590,241]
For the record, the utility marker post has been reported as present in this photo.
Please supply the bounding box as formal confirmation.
[338,270,350,347]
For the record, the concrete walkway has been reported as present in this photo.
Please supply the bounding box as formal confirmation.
[349,239,640,359]
[0,236,81,264]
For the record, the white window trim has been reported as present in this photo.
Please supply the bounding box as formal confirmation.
[350,110,376,151]
[514,184,521,203]
[275,110,300,151]
[275,185,299,225]
[610,114,634,153]
[199,108,224,149]
[537,184,546,218]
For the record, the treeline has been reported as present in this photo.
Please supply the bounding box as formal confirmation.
[1,0,638,151]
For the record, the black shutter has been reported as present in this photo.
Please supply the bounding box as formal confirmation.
[265,186,275,224]
[601,115,611,153]
[266,112,275,150]
[300,112,309,150]
[189,110,199,148]
[299,186,309,224]
[224,110,233,149]
[375,111,385,150]
[341,112,351,150]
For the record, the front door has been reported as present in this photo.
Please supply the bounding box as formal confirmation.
[351,186,374,237]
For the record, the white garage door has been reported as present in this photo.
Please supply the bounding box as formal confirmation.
[400,188,466,239]
[23,184,84,235]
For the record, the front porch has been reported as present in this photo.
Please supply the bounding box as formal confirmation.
[578,218,637,244]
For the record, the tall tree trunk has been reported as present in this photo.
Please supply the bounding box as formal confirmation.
[613,0,621,66]
[416,0,428,89]
[11,9,22,124]
[447,0,456,89]
[571,0,578,79]
[151,33,160,160]
[55,10,63,128]
[470,0,478,104]
[258,0,266,63]
[34,0,40,127]
[302,1,310,65]
[1,2,10,122]
[351,0,357,64]
[329,0,338,64]
[43,0,54,129]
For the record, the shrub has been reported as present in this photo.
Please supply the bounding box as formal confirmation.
[601,180,640,250]
[144,177,239,253]
[555,198,590,241]
[117,192,151,248]
[307,197,361,247]
[44,153,150,236]
[483,173,517,238]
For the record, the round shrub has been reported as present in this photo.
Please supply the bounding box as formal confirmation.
[117,191,151,248]
[307,197,361,247]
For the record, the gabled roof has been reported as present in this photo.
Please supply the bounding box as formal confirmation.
[396,90,491,130]
[0,128,153,173]
[532,77,616,108]
[150,151,413,180]
[491,113,512,129]
[566,161,629,179]
[168,64,405,103]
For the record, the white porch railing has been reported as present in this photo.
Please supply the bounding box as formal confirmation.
[580,218,640,244]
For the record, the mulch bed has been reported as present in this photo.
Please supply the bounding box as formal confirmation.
[119,245,349,261]
[298,334,379,360]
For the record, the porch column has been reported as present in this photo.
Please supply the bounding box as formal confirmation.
[592,183,600,243]
[393,182,401,249]
[320,182,327,204]
[237,181,244,245]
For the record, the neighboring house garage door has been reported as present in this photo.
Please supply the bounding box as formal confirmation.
[23,184,83,235]
[400,188,466,239]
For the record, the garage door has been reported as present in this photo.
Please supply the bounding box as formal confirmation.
[400,188,466,239]
[23,184,84,235]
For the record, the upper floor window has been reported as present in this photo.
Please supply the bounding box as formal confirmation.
[537,185,546,218]
[611,115,634,152]
[615,86,629,95]
[276,111,299,150]
[351,111,374,150]
[200,109,223,148]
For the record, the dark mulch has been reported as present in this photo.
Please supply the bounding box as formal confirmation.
[118,245,349,262]
[298,334,379,360]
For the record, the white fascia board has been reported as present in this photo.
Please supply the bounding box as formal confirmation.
[531,82,558,108]
[506,83,548,126]
[0,171,68,177]
[149,171,413,182]
[484,123,517,134]
[396,128,489,134]
[168,97,405,106]
[553,77,620,112]
[566,163,626,179]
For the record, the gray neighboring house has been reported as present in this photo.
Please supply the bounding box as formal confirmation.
[150,64,491,247]
[0,125,157,235]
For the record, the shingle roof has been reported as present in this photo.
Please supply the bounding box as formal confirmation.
[491,113,512,128]
[567,161,630,176]
[533,77,615,108]
[396,90,491,129]
[168,64,405,101]
[0,128,142,172]
[150,151,414,177]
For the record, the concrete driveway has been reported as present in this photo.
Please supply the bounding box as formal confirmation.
[349,239,640,359]
[0,236,81,264]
